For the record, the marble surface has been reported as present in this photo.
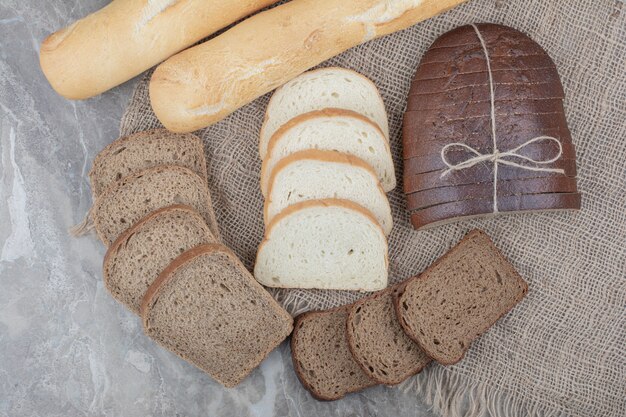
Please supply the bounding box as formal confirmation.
[0,1,439,416]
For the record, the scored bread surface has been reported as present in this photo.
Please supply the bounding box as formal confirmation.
[395,230,528,365]
[291,306,377,400]
[103,205,216,314]
[261,108,395,194]
[259,67,389,159]
[142,243,293,388]
[255,199,388,291]
[89,129,206,198]
[346,283,431,385]
[92,165,220,245]
[264,149,393,235]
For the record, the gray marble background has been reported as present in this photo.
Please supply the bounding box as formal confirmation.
[0,1,438,416]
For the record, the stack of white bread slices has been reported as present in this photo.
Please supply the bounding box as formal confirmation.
[86,129,293,388]
[254,67,396,292]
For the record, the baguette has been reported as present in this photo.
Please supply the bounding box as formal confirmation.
[40,0,280,99]
[150,0,469,132]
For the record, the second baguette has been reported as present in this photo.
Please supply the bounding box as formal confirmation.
[149,0,468,132]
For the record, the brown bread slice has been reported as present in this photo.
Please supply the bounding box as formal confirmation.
[103,205,216,314]
[396,230,528,365]
[142,243,293,388]
[93,165,220,245]
[409,193,581,230]
[405,177,578,211]
[346,284,431,385]
[291,306,377,400]
[89,129,206,198]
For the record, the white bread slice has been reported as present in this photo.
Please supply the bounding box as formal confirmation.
[254,199,388,291]
[260,109,396,195]
[259,67,389,159]
[265,150,392,235]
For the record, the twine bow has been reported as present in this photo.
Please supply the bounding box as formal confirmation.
[439,24,566,213]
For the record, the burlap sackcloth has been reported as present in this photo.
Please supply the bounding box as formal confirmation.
[118,0,626,415]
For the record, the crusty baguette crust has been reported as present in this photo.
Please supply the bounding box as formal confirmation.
[345,283,431,385]
[102,204,212,310]
[149,0,468,131]
[40,0,280,99]
[261,107,391,193]
[291,305,378,400]
[263,149,386,223]
[141,243,293,387]
[393,229,529,365]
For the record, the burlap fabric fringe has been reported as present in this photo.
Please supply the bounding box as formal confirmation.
[118,0,626,416]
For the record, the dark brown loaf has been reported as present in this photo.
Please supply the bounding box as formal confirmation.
[402,23,578,229]
[346,284,431,385]
[291,306,377,401]
[395,229,528,365]
[409,193,581,230]
[406,177,579,211]
[403,160,577,194]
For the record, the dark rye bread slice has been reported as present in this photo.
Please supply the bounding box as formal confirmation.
[291,306,377,400]
[89,129,206,198]
[395,230,528,364]
[346,284,431,385]
[405,177,579,211]
[141,244,293,388]
[403,160,577,194]
[409,193,581,230]
[103,205,216,314]
[93,165,220,245]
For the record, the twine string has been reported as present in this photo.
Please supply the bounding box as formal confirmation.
[439,24,565,213]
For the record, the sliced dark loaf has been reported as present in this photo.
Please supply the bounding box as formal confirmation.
[89,129,206,198]
[141,243,293,388]
[395,230,528,365]
[409,193,581,230]
[103,205,216,314]
[346,283,431,385]
[403,160,577,194]
[92,165,220,245]
[291,305,377,400]
[405,177,579,211]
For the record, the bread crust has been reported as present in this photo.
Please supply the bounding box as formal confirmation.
[260,107,391,193]
[393,229,529,365]
[405,177,578,211]
[291,305,377,400]
[92,165,220,245]
[409,193,582,230]
[102,204,212,313]
[40,0,281,99]
[88,128,206,198]
[141,243,293,387]
[149,0,468,132]
[263,149,386,224]
[345,283,431,385]
[260,67,390,156]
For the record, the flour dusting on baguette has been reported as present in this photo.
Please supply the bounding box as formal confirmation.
[135,0,179,34]
[348,0,425,41]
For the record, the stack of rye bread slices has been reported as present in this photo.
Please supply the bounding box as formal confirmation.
[254,67,397,292]
[291,230,528,400]
[88,129,293,387]
[403,24,581,230]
